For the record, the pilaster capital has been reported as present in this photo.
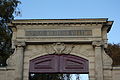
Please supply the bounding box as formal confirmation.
[92,41,103,47]
[15,41,26,47]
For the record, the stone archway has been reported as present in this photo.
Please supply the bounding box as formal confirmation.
[3,18,113,80]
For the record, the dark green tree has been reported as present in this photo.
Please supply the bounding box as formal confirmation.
[105,43,120,66]
[29,74,81,80]
[0,0,21,66]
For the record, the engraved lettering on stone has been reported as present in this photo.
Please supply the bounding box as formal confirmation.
[25,30,92,36]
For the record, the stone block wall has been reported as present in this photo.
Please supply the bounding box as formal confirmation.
[0,68,7,80]
[0,67,15,80]
[112,67,120,80]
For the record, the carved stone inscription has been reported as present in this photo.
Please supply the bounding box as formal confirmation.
[25,29,92,37]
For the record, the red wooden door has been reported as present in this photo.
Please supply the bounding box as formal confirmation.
[29,54,88,74]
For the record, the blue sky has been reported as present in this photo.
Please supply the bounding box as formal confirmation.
[15,0,120,43]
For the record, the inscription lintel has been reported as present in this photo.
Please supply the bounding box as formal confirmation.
[25,29,92,37]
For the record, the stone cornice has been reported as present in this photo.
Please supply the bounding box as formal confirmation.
[9,18,113,33]
[11,18,112,25]
[12,18,108,23]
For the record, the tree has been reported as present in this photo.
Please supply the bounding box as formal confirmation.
[105,43,120,66]
[29,74,81,80]
[0,0,21,66]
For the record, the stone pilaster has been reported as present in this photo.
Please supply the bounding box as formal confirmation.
[15,41,26,80]
[92,41,103,80]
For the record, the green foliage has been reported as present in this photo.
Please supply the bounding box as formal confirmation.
[30,74,63,80]
[29,74,81,80]
[106,43,120,66]
[0,0,21,22]
[0,0,20,66]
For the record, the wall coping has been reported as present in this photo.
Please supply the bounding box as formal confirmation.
[112,66,120,70]
[0,67,15,71]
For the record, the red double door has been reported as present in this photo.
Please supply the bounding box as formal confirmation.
[29,54,88,74]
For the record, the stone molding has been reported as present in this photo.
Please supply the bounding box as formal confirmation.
[11,18,110,25]
[92,41,104,47]
[7,41,26,68]
[14,41,26,47]
[6,41,26,68]
[112,67,120,70]
[103,50,113,69]
[0,67,7,71]
[92,40,109,49]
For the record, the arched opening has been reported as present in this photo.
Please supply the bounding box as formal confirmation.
[29,54,89,80]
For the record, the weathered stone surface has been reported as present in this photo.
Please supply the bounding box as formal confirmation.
[25,29,92,36]
[0,18,116,80]
[112,67,120,80]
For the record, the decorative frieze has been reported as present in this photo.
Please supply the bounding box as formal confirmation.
[44,43,74,54]
[25,29,92,37]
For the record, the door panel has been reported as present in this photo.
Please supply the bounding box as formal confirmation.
[29,54,88,73]
[29,55,59,73]
[60,55,88,73]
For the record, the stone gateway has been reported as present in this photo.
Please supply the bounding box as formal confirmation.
[0,18,120,80]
